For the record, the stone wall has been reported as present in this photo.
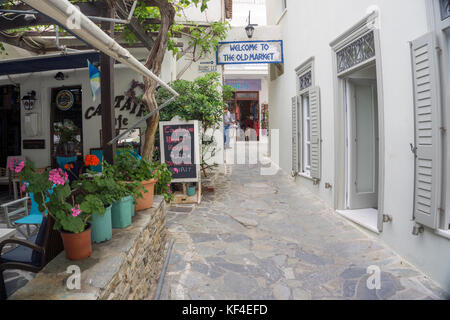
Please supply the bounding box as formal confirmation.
[11,196,168,300]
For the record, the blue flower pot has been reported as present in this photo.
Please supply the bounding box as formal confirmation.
[111,196,133,229]
[91,205,112,243]
[187,186,196,197]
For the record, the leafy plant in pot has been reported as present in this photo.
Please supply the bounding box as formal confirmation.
[54,121,80,156]
[13,159,104,261]
[71,161,126,243]
[112,149,157,211]
[103,161,137,225]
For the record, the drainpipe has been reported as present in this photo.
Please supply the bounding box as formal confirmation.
[21,0,179,98]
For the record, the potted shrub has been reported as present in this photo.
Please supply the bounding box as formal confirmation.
[14,160,104,260]
[153,162,175,202]
[113,148,157,211]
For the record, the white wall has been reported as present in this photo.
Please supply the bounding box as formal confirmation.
[175,0,223,24]
[266,0,450,292]
[0,51,174,168]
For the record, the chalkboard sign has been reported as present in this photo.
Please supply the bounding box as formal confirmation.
[159,120,200,183]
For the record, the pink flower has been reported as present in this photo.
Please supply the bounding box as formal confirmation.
[7,158,16,171]
[49,168,68,185]
[15,161,25,173]
[71,204,81,217]
[20,183,27,193]
[8,158,25,173]
[173,168,179,173]
[167,183,170,187]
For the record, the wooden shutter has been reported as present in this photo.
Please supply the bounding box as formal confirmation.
[292,96,299,175]
[411,33,442,229]
[309,86,321,181]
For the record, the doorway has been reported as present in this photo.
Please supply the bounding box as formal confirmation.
[228,91,260,142]
[345,78,379,210]
[0,85,21,168]
[50,86,83,168]
[337,65,380,233]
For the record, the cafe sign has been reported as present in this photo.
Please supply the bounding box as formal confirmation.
[216,40,283,65]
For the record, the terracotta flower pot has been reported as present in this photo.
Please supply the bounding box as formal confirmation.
[135,178,156,211]
[60,226,92,261]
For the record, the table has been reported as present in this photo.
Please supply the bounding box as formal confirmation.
[0,228,16,242]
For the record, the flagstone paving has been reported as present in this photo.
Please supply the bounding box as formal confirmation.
[161,164,449,300]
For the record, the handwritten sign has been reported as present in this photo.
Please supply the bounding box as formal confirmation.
[217,40,283,65]
[159,120,201,182]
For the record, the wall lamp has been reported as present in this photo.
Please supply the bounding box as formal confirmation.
[22,90,37,111]
[245,11,258,39]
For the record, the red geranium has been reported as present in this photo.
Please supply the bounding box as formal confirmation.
[85,154,100,167]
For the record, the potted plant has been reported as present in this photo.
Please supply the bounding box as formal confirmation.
[113,148,157,211]
[71,158,122,243]
[54,121,80,155]
[153,162,175,202]
[14,160,104,260]
[102,162,135,228]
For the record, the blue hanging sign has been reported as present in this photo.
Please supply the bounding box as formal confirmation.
[216,40,283,65]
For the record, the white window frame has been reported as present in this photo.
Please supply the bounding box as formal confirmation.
[295,57,315,179]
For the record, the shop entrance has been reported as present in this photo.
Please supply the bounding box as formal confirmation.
[0,85,21,168]
[228,91,260,142]
[50,86,83,168]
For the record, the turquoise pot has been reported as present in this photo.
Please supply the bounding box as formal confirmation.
[91,205,112,243]
[111,196,133,229]
[187,186,196,197]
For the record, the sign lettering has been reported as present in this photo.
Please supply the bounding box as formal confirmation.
[217,40,283,65]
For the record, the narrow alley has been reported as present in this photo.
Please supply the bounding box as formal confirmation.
[161,163,449,300]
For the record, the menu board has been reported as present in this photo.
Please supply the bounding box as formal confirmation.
[161,123,197,180]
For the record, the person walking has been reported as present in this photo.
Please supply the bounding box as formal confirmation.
[223,107,233,149]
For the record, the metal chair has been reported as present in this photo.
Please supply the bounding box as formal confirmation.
[0,215,64,300]
[1,188,51,238]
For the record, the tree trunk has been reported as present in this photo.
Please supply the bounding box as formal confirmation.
[142,0,175,161]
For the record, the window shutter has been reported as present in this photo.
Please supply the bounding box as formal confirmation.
[309,86,321,181]
[411,33,442,229]
[292,96,299,175]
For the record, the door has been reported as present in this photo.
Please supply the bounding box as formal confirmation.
[50,86,83,167]
[346,79,379,209]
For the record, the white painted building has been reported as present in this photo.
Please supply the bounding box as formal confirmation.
[266,0,450,292]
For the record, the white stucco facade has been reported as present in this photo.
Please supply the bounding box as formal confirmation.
[266,0,450,292]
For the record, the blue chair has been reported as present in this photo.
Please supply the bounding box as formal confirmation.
[56,156,78,171]
[2,184,53,238]
[0,215,64,300]
[13,192,48,238]
[90,149,104,172]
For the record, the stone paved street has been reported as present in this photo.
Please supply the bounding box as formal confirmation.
[161,163,449,300]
